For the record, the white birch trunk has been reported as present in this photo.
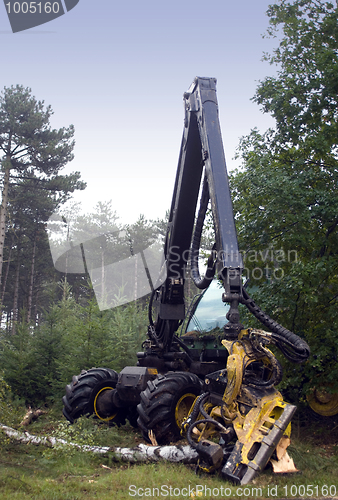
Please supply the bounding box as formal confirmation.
[0,424,198,463]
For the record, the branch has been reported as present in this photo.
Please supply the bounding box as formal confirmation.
[291,291,300,332]
[19,408,47,427]
[11,175,50,183]
[11,145,29,155]
[9,182,62,191]
[12,152,30,160]
[240,220,300,253]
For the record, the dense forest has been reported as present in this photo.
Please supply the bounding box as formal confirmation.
[0,85,171,405]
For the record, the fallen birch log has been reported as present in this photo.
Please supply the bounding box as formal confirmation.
[0,423,199,464]
[0,423,296,473]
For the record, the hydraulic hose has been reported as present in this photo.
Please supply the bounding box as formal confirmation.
[242,288,310,363]
[185,392,230,450]
[189,392,209,424]
[187,418,229,449]
[148,288,156,326]
[190,176,216,289]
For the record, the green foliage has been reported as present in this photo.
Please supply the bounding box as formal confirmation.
[0,204,166,406]
[260,0,338,157]
[0,372,15,426]
[231,0,338,400]
[0,84,75,174]
[42,417,101,458]
[0,372,26,430]
[0,316,64,404]
[0,279,149,405]
[42,416,139,461]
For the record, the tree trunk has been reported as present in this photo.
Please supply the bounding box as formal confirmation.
[0,164,11,297]
[12,238,22,335]
[134,252,138,301]
[27,234,37,324]
[34,290,39,325]
[101,246,105,304]
[0,424,199,463]
[0,231,14,325]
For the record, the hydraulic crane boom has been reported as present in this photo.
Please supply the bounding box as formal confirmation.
[152,77,243,352]
[151,76,309,358]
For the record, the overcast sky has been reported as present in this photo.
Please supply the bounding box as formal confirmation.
[0,0,278,224]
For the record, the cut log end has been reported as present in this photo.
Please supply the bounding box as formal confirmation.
[270,436,298,474]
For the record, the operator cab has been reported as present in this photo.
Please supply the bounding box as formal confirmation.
[180,280,229,363]
[185,279,229,335]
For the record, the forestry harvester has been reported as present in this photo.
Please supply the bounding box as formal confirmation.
[62,77,310,484]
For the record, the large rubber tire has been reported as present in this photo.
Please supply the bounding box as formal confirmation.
[306,385,338,417]
[62,367,127,426]
[137,371,202,444]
